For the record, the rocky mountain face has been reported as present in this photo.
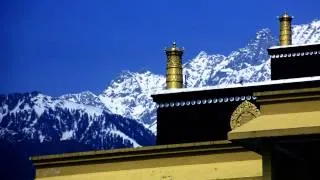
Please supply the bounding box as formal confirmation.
[1,20,320,154]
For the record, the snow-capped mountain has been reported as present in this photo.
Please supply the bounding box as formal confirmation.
[203,28,277,86]
[99,71,165,133]
[184,28,277,88]
[0,92,155,150]
[183,52,227,88]
[292,20,320,45]
[1,20,319,152]
[60,91,107,110]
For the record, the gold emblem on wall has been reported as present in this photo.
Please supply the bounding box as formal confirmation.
[230,101,260,130]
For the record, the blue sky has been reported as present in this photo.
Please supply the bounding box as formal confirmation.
[1,0,319,96]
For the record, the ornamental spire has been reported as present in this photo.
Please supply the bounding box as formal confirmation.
[164,42,184,89]
[278,12,293,46]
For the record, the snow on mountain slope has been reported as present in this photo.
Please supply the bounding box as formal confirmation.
[183,28,277,88]
[207,28,276,86]
[31,92,103,117]
[183,52,226,88]
[292,20,320,45]
[0,92,155,148]
[99,71,165,131]
[60,91,107,110]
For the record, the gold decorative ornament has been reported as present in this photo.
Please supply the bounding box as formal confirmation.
[278,12,293,46]
[230,101,261,130]
[165,42,184,89]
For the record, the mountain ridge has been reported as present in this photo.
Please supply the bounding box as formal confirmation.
[1,19,320,148]
[0,91,155,150]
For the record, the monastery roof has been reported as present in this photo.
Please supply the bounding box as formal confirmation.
[154,76,320,96]
[269,42,320,50]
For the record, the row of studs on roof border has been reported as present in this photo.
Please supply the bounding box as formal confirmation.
[270,50,320,59]
[157,95,257,108]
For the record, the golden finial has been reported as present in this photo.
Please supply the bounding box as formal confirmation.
[278,11,293,20]
[278,11,293,46]
[164,42,184,89]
